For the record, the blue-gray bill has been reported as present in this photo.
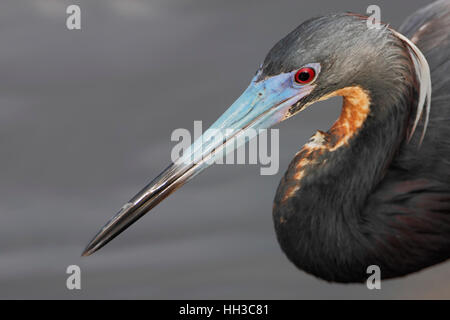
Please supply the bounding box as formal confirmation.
[82,68,316,256]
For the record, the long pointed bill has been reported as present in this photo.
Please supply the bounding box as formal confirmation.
[82,68,316,256]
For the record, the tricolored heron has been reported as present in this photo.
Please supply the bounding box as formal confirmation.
[83,1,450,282]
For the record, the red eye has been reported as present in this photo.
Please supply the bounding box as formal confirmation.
[294,67,316,84]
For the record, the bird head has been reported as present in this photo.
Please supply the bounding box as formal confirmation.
[83,14,430,256]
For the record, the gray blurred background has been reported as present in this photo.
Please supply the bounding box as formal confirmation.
[0,0,447,299]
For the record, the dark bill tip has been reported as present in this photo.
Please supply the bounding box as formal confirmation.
[82,163,191,257]
[81,201,145,257]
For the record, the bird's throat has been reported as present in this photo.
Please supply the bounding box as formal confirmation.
[326,86,371,150]
[280,86,371,202]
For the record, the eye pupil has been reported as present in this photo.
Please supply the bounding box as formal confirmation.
[298,72,310,81]
[295,67,316,84]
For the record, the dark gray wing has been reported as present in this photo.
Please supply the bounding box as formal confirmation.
[393,0,450,183]
[360,0,450,278]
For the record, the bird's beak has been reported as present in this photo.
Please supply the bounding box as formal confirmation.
[82,69,315,256]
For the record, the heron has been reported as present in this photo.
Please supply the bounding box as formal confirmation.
[83,1,450,282]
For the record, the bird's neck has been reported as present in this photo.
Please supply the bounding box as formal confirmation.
[277,86,409,208]
[273,85,411,281]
